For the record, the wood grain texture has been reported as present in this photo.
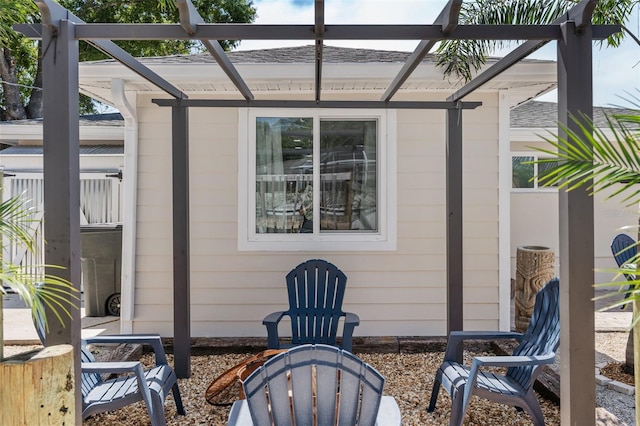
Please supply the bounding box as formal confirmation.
[0,345,75,425]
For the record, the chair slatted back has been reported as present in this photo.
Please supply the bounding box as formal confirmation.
[285,259,348,346]
[33,310,104,401]
[242,344,384,426]
[611,233,637,267]
[80,346,103,399]
[508,278,560,389]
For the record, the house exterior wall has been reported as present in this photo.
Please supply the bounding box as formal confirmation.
[510,140,632,285]
[131,92,501,338]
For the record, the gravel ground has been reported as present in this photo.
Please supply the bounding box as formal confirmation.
[79,350,561,426]
[3,333,634,425]
[593,332,635,426]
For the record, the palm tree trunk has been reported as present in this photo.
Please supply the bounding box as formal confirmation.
[0,47,28,121]
[624,331,633,374]
[25,42,43,119]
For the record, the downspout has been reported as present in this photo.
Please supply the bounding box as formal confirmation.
[498,90,511,331]
[111,78,137,333]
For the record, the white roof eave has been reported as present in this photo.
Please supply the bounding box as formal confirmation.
[78,60,557,106]
[0,123,124,141]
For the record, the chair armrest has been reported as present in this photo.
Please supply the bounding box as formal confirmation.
[344,312,360,326]
[263,311,286,349]
[473,352,556,368]
[83,360,155,416]
[81,361,142,375]
[459,352,556,408]
[341,312,360,353]
[83,334,168,365]
[444,331,523,361]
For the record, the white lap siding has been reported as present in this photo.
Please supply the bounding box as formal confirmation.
[131,93,501,337]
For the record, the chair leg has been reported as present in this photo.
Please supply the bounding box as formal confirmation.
[149,392,167,426]
[519,392,545,426]
[427,373,442,412]
[172,383,186,415]
[448,388,467,426]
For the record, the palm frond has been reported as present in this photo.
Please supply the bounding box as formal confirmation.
[0,194,38,252]
[436,0,638,80]
[533,108,640,206]
[0,187,79,335]
[0,263,78,332]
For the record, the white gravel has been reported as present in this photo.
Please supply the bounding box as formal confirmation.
[593,332,635,426]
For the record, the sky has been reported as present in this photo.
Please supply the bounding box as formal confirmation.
[234,0,640,107]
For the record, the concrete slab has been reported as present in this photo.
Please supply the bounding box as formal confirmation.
[3,291,633,344]
[3,292,120,344]
[595,311,632,332]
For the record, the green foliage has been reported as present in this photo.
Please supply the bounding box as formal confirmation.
[534,94,640,206]
[438,0,639,81]
[59,0,257,61]
[0,0,37,44]
[532,92,640,323]
[0,0,39,114]
[1,0,256,118]
[0,193,78,336]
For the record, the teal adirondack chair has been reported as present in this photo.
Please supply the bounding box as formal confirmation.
[33,313,184,425]
[428,278,560,426]
[263,259,360,352]
[611,233,637,307]
[228,344,401,426]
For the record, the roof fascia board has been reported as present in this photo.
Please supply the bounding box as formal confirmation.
[0,123,124,141]
[78,60,557,84]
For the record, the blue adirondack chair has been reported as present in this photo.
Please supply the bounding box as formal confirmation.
[33,314,184,425]
[427,278,560,426]
[611,233,637,307]
[227,344,401,426]
[263,259,359,352]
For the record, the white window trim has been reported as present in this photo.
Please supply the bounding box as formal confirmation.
[511,151,558,193]
[238,108,397,251]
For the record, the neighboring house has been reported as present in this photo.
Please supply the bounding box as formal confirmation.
[0,114,125,279]
[510,101,638,283]
[47,46,558,337]
[0,113,124,225]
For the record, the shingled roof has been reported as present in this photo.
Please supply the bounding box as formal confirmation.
[1,113,124,127]
[90,44,549,66]
[511,101,638,128]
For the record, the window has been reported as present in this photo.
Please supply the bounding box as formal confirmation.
[511,154,558,190]
[239,109,396,251]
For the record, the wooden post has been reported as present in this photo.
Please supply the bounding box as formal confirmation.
[0,345,75,425]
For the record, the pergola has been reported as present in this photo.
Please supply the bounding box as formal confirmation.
[16,0,619,423]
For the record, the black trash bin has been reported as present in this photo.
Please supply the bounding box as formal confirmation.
[81,224,122,317]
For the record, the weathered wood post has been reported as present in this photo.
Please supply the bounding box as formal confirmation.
[0,345,75,425]
[515,246,555,332]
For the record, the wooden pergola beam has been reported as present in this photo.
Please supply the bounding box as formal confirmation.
[382,0,462,102]
[176,0,253,100]
[34,0,186,99]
